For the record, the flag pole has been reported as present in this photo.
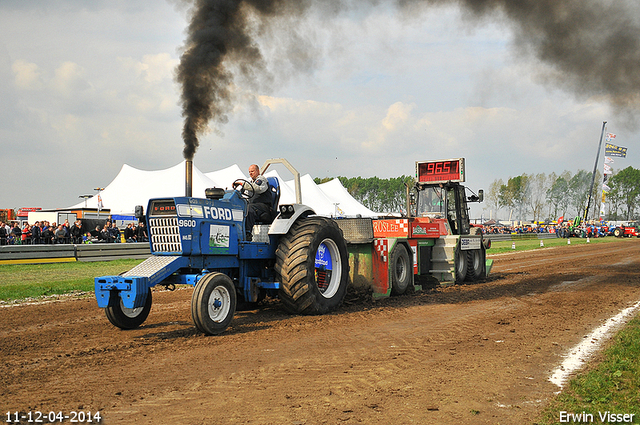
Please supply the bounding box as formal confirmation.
[584,121,607,222]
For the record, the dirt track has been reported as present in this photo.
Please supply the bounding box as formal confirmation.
[3,239,640,424]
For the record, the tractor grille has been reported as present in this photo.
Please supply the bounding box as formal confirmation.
[149,217,182,253]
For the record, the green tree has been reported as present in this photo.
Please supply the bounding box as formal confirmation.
[499,175,529,221]
[568,170,591,219]
[608,166,640,220]
[323,176,413,214]
[526,173,548,222]
[484,178,504,220]
[546,171,571,220]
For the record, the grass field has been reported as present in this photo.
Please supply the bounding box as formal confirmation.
[0,259,144,302]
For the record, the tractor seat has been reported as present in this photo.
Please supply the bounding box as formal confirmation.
[256,176,281,224]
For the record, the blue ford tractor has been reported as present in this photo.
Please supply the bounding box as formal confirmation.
[94,159,349,335]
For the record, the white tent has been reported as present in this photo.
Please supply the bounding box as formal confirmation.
[68,161,377,218]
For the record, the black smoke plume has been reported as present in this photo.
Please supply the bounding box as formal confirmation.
[177,0,640,160]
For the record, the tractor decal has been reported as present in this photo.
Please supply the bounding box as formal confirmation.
[315,242,334,293]
[209,225,230,251]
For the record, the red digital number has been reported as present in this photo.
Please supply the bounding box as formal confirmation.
[426,163,434,174]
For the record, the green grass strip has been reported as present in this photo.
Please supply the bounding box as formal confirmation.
[0,259,144,302]
[538,314,640,424]
[488,236,627,254]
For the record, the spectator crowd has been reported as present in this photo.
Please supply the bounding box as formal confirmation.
[483,224,556,235]
[0,219,148,245]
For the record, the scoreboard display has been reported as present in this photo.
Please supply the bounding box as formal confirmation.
[416,158,465,183]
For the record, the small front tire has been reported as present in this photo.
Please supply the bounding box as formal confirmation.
[191,272,236,335]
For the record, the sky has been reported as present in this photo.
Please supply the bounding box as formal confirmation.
[1,0,638,219]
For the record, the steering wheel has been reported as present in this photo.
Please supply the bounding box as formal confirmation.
[233,179,255,199]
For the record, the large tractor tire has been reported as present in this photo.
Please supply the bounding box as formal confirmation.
[466,249,485,281]
[105,288,152,330]
[613,228,623,237]
[454,247,468,284]
[191,272,236,335]
[275,217,349,315]
[390,244,412,295]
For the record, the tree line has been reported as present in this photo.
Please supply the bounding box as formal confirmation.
[484,166,640,222]
[316,165,640,221]
[314,176,413,213]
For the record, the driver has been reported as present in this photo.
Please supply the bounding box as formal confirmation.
[233,164,271,241]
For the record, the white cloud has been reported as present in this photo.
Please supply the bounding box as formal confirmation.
[51,61,91,95]
[12,59,44,90]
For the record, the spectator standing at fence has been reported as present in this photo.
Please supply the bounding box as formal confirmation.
[54,225,66,244]
[11,223,22,244]
[100,224,112,243]
[136,222,147,242]
[124,223,135,242]
[109,222,121,243]
[21,224,31,245]
[70,220,83,244]
[31,221,41,244]
[41,223,52,244]
[0,222,7,245]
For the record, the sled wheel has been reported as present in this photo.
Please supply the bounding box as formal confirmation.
[455,247,468,283]
[390,244,412,295]
[275,217,349,315]
[105,288,152,330]
[465,249,484,281]
[191,272,236,335]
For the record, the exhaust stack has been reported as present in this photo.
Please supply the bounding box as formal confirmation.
[185,160,193,197]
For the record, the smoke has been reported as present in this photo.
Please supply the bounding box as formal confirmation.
[177,0,640,160]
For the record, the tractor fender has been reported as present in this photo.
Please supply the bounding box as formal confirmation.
[268,204,315,235]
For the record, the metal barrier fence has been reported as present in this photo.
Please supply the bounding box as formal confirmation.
[0,243,151,265]
[483,233,559,242]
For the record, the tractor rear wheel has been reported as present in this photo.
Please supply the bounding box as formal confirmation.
[275,217,349,315]
[466,249,484,281]
[105,288,152,330]
[191,272,236,335]
[390,244,412,295]
[614,228,622,237]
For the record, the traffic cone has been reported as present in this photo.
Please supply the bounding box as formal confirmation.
[540,240,544,247]
[512,242,516,250]
[567,238,571,245]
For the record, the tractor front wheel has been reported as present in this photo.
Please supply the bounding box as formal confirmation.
[275,217,349,315]
[105,288,152,330]
[191,272,236,335]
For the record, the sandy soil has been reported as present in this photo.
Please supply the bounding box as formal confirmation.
[2,239,640,424]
